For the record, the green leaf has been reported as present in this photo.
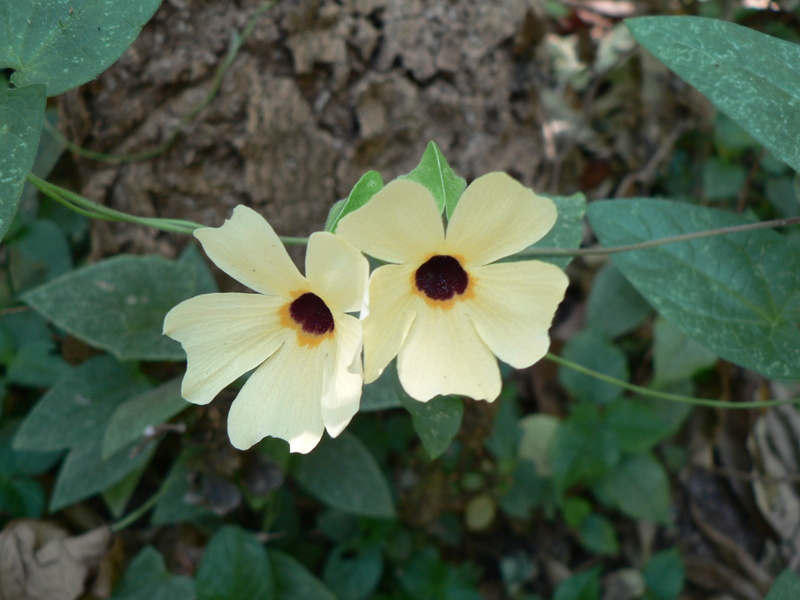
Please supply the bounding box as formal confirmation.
[579,513,619,556]
[323,542,383,600]
[0,84,46,242]
[292,431,396,518]
[399,141,466,218]
[559,329,628,404]
[605,401,676,454]
[359,362,404,413]
[196,526,274,600]
[102,458,149,518]
[626,16,800,172]
[9,219,72,292]
[399,547,483,600]
[6,340,70,387]
[152,449,214,525]
[530,193,587,268]
[0,0,162,96]
[586,263,652,339]
[518,413,560,476]
[592,452,671,524]
[13,355,148,451]
[499,460,558,519]
[23,254,197,361]
[642,548,684,600]
[271,549,338,600]
[111,546,196,600]
[652,316,717,384]
[766,570,800,600]
[550,404,621,491]
[401,394,463,460]
[326,171,384,232]
[587,199,800,379]
[50,425,157,511]
[0,475,45,517]
[552,565,602,600]
[102,378,187,459]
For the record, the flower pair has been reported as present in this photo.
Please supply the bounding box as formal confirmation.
[163,173,569,453]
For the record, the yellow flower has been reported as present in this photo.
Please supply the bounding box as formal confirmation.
[163,206,369,453]
[336,172,569,402]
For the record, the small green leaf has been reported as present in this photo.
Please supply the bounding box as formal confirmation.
[642,548,684,600]
[586,263,652,339]
[0,475,45,518]
[23,255,197,361]
[401,394,463,460]
[271,549,338,600]
[592,452,671,524]
[399,141,465,218]
[111,546,196,600]
[530,193,587,268]
[587,199,800,380]
[102,459,149,518]
[518,414,560,476]
[196,526,274,600]
[652,316,717,384]
[499,460,558,519]
[0,84,46,242]
[605,401,677,454]
[579,513,619,556]
[292,431,396,518]
[326,171,384,232]
[553,565,602,600]
[8,219,72,292]
[359,362,404,413]
[765,570,800,600]
[550,404,621,491]
[0,0,162,96]
[102,378,187,459]
[152,449,214,525]
[323,542,383,600]
[559,329,628,404]
[626,16,800,172]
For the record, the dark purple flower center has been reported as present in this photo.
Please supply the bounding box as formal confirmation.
[289,292,334,335]
[414,255,469,301]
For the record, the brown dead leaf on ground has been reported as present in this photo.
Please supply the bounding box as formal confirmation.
[0,520,111,600]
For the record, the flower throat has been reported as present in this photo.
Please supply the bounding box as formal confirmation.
[415,255,469,301]
[289,292,334,335]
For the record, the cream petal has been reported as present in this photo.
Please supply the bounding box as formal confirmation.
[445,172,557,266]
[465,261,569,369]
[194,205,306,297]
[336,179,445,264]
[361,264,418,383]
[321,314,363,437]
[305,232,369,314]
[163,293,288,406]
[227,337,333,452]
[396,302,502,402]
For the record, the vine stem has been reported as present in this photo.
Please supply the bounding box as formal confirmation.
[522,215,800,258]
[546,353,799,409]
[110,484,169,533]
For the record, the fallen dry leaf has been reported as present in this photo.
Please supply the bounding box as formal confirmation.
[0,520,112,600]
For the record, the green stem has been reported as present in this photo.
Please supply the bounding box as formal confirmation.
[521,215,800,258]
[44,0,280,164]
[546,353,798,409]
[110,484,168,533]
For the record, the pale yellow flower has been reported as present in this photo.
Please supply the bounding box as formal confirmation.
[336,172,569,402]
[163,206,369,453]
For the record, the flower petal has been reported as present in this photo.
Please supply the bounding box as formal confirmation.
[194,205,306,296]
[321,314,363,437]
[397,302,501,402]
[163,293,288,406]
[305,232,369,313]
[445,172,557,266]
[336,179,445,264]
[465,261,569,369]
[227,338,332,452]
[361,264,418,383]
